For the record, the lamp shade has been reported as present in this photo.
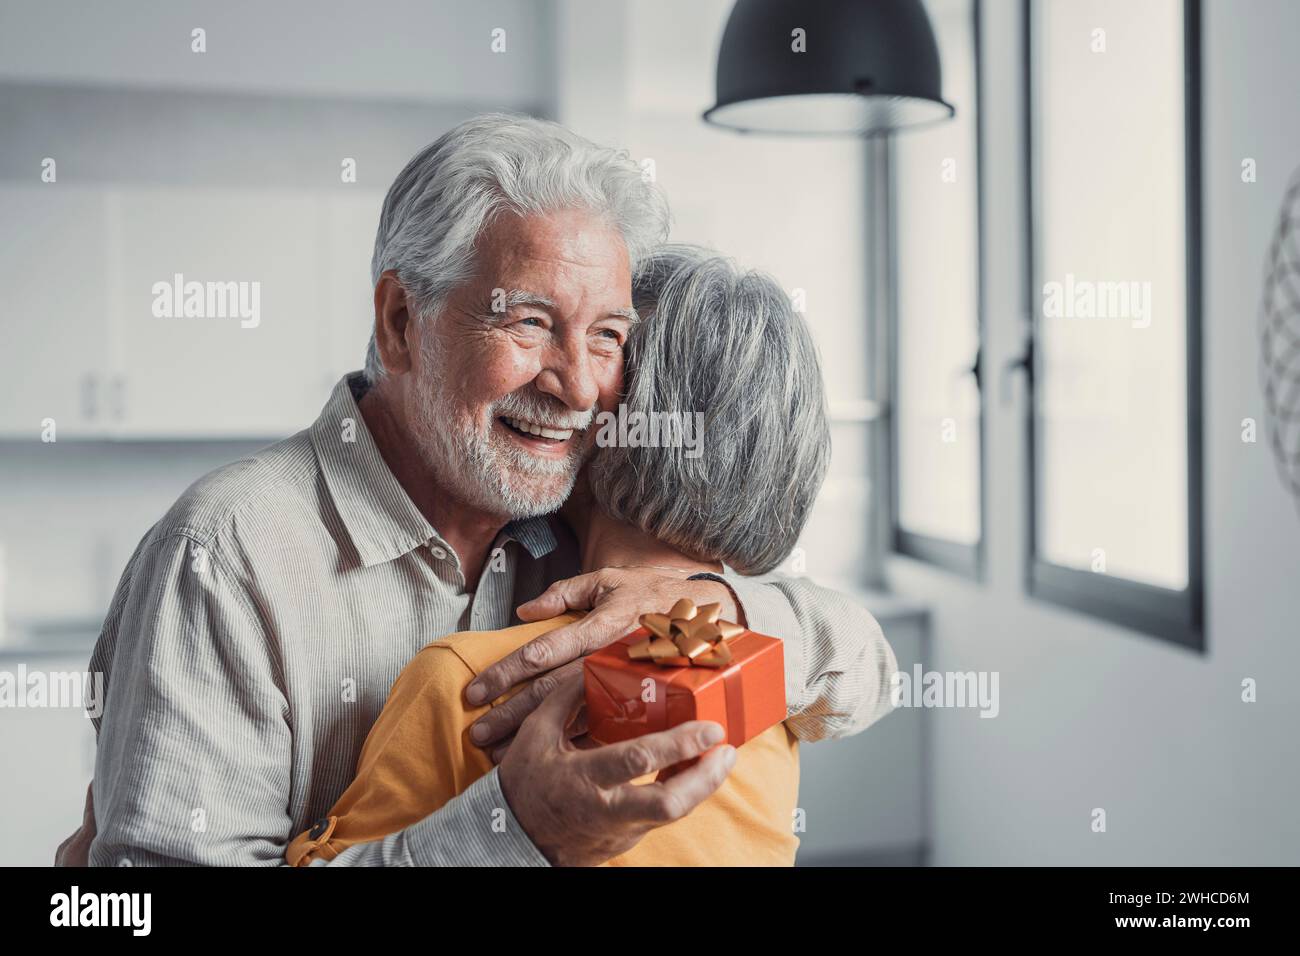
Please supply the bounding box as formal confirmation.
[703,0,955,136]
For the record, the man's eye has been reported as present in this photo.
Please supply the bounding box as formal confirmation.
[517,316,546,328]
[595,328,623,342]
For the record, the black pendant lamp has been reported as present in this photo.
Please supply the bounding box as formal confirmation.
[703,0,955,136]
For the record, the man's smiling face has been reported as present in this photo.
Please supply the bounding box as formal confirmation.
[405,207,633,518]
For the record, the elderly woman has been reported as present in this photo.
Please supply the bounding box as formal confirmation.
[286,245,842,866]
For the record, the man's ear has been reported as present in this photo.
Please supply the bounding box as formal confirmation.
[373,270,416,376]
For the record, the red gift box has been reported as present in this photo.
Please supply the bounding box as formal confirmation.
[583,599,786,748]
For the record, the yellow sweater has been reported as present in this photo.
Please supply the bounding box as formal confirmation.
[287,615,800,866]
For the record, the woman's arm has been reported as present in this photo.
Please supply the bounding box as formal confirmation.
[287,645,496,865]
[713,572,899,743]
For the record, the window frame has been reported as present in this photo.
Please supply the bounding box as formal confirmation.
[1022,0,1205,651]
[887,0,987,581]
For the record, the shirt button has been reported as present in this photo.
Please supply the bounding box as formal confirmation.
[430,545,447,560]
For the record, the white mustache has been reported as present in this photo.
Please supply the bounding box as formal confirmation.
[490,391,595,432]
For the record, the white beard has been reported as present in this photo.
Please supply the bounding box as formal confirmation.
[408,347,594,519]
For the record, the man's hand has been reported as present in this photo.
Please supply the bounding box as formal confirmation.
[497,672,736,866]
[466,568,739,756]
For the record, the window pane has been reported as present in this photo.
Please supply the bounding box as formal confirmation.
[1034,0,1188,590]
[895,0,981,546]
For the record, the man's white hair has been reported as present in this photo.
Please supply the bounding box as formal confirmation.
[363,113,671,384]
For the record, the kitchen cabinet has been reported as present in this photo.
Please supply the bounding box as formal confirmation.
[0,185,112,439]
[108,186,332,438]
[0,183,387,440]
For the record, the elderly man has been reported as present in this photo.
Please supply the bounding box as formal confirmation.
[65,114,893,867]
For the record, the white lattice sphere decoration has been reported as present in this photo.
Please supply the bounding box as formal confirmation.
[1261,172,1300,505]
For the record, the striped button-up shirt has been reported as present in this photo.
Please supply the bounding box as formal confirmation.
[86,373,896,866]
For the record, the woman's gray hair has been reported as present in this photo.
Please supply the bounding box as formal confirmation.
[363,113,671,383]
[589,245,831,575]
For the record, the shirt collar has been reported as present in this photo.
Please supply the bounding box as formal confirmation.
[309,373,560,568]
[501,514,560,560]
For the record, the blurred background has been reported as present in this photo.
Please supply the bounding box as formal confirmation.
[1,0,1297,866]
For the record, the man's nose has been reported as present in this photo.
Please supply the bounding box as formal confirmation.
[536,338,600,412]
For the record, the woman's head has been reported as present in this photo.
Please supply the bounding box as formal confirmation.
[587,244,831,575]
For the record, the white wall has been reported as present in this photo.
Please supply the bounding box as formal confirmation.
[888,0,1300,865]
[0,0,553,108]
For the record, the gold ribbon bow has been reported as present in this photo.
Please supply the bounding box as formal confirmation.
[626,598,746,668]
